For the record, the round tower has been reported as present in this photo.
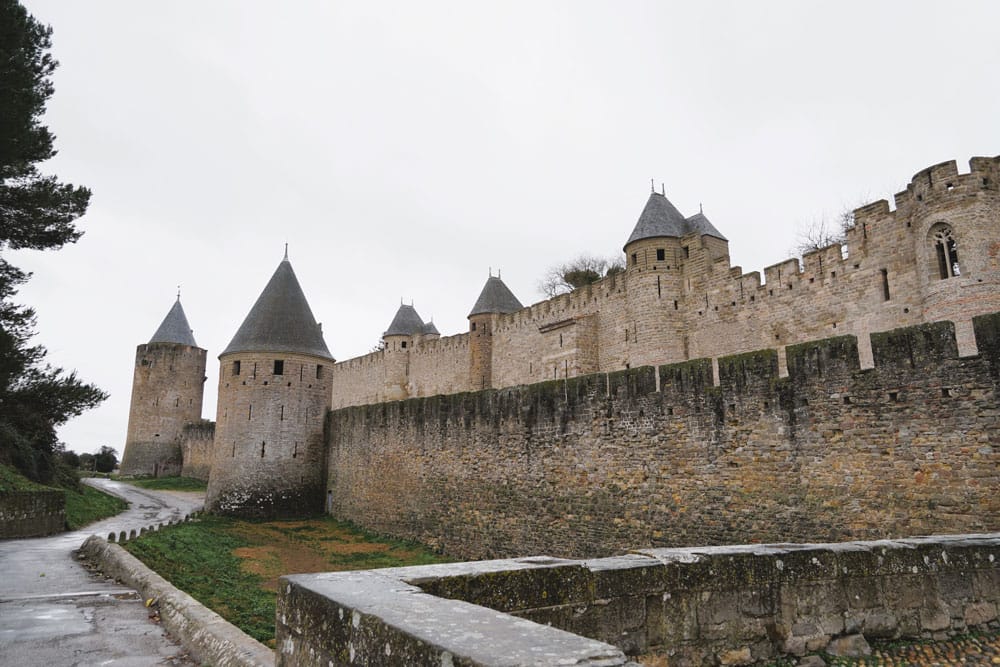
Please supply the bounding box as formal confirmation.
[904,157,1000,330]
[468,275,522,390]
[381,303,426,401]
[120,297,206,477]
[206,253,334,518]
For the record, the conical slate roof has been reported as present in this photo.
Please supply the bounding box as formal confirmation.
[384,304,426,337]
[684,211,727,241]
[221,257,333,360]
[469,276,523,317]
[624,192,726,248]
[149,298,198,347]
[422,321,440,336]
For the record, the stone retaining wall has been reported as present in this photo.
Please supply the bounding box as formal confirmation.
[0,490,65,538]
[276,534,1000,666]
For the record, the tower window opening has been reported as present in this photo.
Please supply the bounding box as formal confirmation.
[471,322,476,331]
[682,246,690,258]
[559,333,563,347]
[933,225,960,279]
[631,253,638,266]
[881,268,891,301]
[248,404,252,420]
[274,359,284,375]
[657,276,661,298]
[280,405,284,421]
[174,398,179,406]
[261,441,265,458]
[232,441,236,458]
[316,365,324,379]
[232,360,241,376]
[401,341,407,349]
[299,365,304,381]
[656,248,665,261]
[293,442,298,459]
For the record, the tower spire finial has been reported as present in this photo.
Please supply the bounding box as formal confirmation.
[650,178,654,193]
[283,243,288,261]
[661,182,665,196]
[176,285,181,302]
[700,202,703,214]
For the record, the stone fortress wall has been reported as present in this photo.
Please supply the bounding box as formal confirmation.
[326,314,1000,560]
[330,156,1000,407]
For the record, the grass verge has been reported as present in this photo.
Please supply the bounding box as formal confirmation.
[65,483,128,530]
[0,464,51,491]
[124,514,450,646]
[124,476,207,492]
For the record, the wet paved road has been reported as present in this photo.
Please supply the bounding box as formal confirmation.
[0,478,204,666]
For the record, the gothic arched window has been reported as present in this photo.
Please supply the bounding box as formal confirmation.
[931,224,960,279]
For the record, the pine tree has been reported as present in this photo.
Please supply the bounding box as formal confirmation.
[0,0,106,484]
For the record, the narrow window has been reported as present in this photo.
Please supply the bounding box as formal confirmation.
[174,398,179,407]
[471,322,477,331]
[280,405,284,421]
[559,333,563,347]
[880,268,890,301]
[232,441,236,457]
[274,359,284,375]
[682,246,690,258]
[932,225,960,279]
[656,248,665,261]
[232,360,241,376]
[299,365,304,381]
[631,252,638,266]
[316,364,324,379]
[292,442,298,459]
[673,300,678,310]
[248,404,252,420]
[657,276,661,298]
[261,441,265,458]
[401,341,407,349]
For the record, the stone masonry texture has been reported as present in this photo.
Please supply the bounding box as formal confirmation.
[330,156,1000,408]
[121,342,207,477]
[275,535,1000,666]
[0,490,65,538]
[326,315,1000,560]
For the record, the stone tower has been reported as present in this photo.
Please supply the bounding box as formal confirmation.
[468,275,522,390]
[381,303,427,401]
[205,253,334,518]
[120,297,206,477]
[621,191,729,366]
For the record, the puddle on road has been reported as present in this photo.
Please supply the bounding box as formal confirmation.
[0,602,90,641]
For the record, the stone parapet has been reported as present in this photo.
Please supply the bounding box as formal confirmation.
[276,534,1000,666]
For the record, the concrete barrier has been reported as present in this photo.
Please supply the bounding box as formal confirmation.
[80,535,274,667]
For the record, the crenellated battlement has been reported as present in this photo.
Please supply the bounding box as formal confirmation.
[329,155,1000,410]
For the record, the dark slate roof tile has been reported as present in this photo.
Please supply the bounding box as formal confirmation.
[149,298,198,347]
[384,304,426,337]
[221,258,333,360]
[469,276,523,317]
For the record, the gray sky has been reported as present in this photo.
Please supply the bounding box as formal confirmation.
[13,1,1000,455]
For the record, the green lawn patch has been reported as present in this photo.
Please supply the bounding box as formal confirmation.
[124,514,450,646]
[125,476,207,491]
[0,464,51,491]
[65,484,128,530]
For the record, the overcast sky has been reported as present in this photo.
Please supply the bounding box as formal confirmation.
[12,1,1000,455]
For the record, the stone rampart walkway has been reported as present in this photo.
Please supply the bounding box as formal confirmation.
[0,478,203,666]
